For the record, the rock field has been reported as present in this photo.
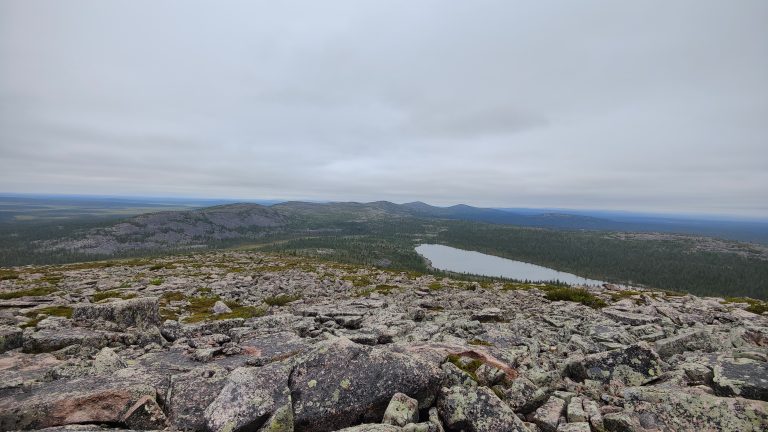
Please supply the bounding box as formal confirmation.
[1,251,767,432]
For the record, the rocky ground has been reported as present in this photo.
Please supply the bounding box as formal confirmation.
[0,251,767,432]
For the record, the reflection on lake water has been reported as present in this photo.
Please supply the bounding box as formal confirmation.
[415,244,607,286]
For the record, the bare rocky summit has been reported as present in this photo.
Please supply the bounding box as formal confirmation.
[1,251,767,431]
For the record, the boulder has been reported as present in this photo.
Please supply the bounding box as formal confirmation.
[564,342,663,386]
[165,365,230,431]
[712,357,768,401]
[334,425,402,432]
[204,363,293,432]
[0,374,165,430]
[0,325,22,353]
[289,338,442,432]
[22,328,110,353]
[72,297,160,330]
[532,396,566,432]
[437,385,527,432]
[382,393,419,426]
[504,377,550,414]
[621,386,768,432]
[654,329,715,359]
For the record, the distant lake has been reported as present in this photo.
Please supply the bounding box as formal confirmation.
[415,244,607,286]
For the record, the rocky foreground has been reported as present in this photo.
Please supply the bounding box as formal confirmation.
[1,252,767,432]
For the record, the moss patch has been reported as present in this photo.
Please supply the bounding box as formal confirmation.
[545,287,607,309]
[724,297,768,314]
[0,270,20,281]
[92,290,137,302]
[0,286,57,299]
[264,294,301,307]
[610,290,641,301]
[21,305,73,328]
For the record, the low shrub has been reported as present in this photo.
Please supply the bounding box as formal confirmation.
[545,287,607,309]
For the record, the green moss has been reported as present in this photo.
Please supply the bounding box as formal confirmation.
[468,339,495,347]
[353,284,399,297]
[610,290,641,301]
[428,281,443,290]
[21,305,73,328]
[545,287,607,309]
[92,290,137,302]
[149,263,176,271]
[724,297,768,314]
[264,294,301,307]
[160,291,185,304]
[446,354,483,381]
[149,278,163,286]
[342,275,372,287]
[0,269,20,281]
[0,286,57,299]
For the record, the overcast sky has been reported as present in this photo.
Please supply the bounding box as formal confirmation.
[1,1,766,217]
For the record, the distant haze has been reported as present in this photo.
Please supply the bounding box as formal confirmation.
[1,1,766,217]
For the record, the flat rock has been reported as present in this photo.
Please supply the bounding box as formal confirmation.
[712,357,768,401]
[621,386,768,432]
[0,374,165,430]
[564,342,663,386]
[603,308,660,326]
[654,329,715,359]
[289,337,442,432]
[22,328,110,353]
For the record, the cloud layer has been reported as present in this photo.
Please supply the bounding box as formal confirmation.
[1,1,766,216]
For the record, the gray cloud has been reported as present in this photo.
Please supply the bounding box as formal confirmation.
[1,0,766,217]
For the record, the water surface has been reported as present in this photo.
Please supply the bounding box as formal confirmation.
[415,244,607,286]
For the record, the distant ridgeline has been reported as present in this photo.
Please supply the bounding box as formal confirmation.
[0,199,766,300]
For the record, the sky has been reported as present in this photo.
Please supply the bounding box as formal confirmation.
[1,1,766,217]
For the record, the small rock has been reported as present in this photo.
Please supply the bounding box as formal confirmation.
[92,347,126,374]
[382,393,419,426]
[212,300,232,315]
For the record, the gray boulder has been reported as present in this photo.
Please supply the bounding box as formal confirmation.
[654,329,715,359]
[712,357,768,401]
[0,374,166,430]
[532,396,566,432]
[289,337,443,432]
[212,301,232,315]
[437,385,527,432]
[0,325,22,353]
[204,363,293,432]
[72,297,160,330]
[564,342,663,386]
[165,365,230,431]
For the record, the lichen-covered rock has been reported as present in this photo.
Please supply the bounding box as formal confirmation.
[712,357,768,401]
[212,300,232,315]
[0,374,165,430]
[621,386,768,431]
[437,385,527,432]
[0,325,22,353]
[91,347,126,374]
[165,365,230,431]
[532,396,566,432]
[72,297,160,330]
[654,329,715,359]
[22,328,110,353]
[556,423,590,432]
[382,393,419,426]
[334,425,402,432]
[289,338,442,432]
[564,342,663,386]
[204,363,293,432]
[504,377,550,414]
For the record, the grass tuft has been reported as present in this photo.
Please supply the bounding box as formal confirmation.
[264,294,301,307]
[0,286,57,299]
